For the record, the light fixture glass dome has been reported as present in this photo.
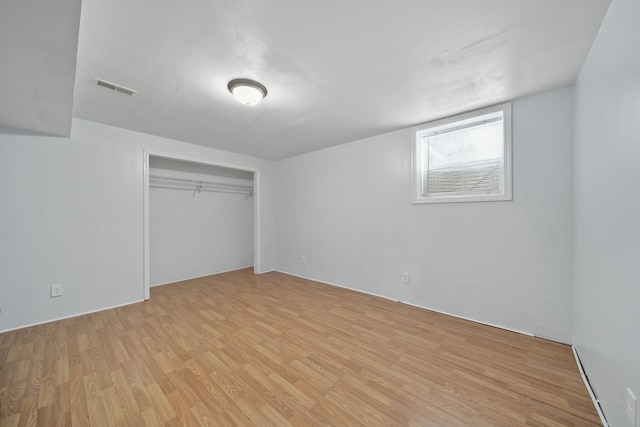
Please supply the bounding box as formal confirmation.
[228,78,267,106]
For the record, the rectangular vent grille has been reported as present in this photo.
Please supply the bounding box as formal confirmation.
[94,78,137,96]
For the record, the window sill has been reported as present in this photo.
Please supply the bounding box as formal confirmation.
[413,193,512,204]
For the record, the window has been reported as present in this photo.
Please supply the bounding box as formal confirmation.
[412,103,512,204]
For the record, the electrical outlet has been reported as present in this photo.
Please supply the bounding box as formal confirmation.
[301,256,307,264]
[50,283,63,298]
[627,388,637,426]
[402,272,410,284]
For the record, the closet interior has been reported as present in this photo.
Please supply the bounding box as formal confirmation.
[148,156,254,286]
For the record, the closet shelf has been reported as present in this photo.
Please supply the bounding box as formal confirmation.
[149,175,253,197]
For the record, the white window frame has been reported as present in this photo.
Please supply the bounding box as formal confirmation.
[411,103,512,204]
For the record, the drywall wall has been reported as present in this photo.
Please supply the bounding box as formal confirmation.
[275,88,574,342]
[573,0,640,425]
[149,159,254,285]
[0,119,275,332]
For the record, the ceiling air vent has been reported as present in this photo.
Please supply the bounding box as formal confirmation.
[94,78,137,96]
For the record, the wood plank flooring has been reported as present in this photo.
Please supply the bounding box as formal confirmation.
[0,268,601,426]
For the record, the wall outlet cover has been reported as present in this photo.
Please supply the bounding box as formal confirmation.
[50,283,63,298]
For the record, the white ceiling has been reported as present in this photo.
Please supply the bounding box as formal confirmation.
[4,0,610,160]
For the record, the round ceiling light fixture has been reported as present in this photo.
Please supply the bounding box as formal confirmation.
[227,78,267,106]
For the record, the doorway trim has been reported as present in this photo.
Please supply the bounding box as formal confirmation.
[143,149,261,300]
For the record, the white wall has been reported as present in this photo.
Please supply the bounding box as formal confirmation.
[573,0,640,425]
[275,88,574,342]
[0,119,275,332]
[149,163,254,285]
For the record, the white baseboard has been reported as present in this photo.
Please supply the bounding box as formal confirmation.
[274,270,399,301]
[150,265,254,287]
[275,270,533,338]
[572,345,608,426]
[403,300,533,337]
[2,267,266,334]
[0,299,144,334]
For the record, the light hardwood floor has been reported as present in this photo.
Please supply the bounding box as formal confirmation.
[0,269,600,426]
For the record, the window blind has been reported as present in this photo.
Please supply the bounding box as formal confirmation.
[421,118,504,195]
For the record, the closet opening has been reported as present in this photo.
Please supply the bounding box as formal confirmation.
[143,150,260,300]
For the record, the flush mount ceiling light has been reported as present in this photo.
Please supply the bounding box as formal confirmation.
[227,78,267,106]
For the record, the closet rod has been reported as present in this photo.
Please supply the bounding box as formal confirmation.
[149,183,252,195]
[149,175,253,196]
